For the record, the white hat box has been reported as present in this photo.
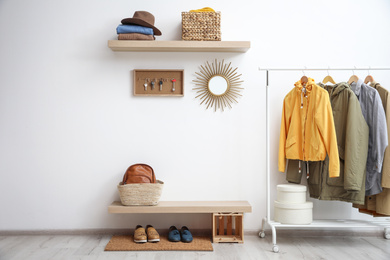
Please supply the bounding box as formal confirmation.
[274,200,313,224]
[276,184,307,204]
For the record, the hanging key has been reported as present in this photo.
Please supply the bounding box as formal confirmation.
[144,78,148,91]
[151,81,155,90]
[171,78,176,92]
[159,80,163,91]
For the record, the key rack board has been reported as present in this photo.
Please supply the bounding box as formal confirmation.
[133,69,184,96]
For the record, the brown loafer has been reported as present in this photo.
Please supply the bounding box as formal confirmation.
[134,225,147,243]
[146,225,160,242]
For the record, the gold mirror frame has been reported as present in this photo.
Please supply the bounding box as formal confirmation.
[193,59,244,111]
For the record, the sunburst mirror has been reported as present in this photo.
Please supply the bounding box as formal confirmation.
[193,59,244,111]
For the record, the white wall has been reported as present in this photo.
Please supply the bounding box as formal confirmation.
[1,0,390,231]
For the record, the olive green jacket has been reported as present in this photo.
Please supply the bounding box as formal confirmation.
[286,82,369,204]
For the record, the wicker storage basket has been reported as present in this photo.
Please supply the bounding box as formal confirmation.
[117,180,164,206]
[181,12,221,41]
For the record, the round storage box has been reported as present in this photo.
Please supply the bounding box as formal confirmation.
[277,184,307,204]
[274,200,313,224]
[117,180,164,206]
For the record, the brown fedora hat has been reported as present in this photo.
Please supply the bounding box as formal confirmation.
[121,11,162,36]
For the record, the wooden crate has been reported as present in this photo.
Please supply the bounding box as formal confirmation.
[212,213,244,243]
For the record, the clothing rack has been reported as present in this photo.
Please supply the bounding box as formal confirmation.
[258,67,390,253]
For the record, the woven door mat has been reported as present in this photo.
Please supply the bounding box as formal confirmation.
[105,235,213,251]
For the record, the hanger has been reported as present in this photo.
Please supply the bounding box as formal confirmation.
[300,69,308,86]
[347,68,359,85]
[364,67,376,85]
[364,75,375,84]
[322,69,336,84]
[301,75,308,86]
[348,75,359,85]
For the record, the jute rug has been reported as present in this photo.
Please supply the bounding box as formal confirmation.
[104,235,213,251]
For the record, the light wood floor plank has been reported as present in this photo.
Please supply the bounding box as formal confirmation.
[0,234,389,260]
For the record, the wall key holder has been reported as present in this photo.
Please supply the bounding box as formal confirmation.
[133,69,184,96]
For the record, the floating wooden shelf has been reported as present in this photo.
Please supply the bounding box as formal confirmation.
[108,40,250,53]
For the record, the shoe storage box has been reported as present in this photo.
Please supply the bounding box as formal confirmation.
[274,184,313,225]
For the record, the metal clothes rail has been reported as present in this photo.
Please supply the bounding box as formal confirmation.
[258,67,390,253]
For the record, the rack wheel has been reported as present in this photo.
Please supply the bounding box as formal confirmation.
[259,231,265,238]
[384,228,390,240]
[272,245,279,253]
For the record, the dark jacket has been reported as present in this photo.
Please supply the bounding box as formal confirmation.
[286,82,369,204]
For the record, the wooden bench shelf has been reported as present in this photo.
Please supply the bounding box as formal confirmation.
[108,201,252,243]
[109,201,251,213]
[107,40,250,53]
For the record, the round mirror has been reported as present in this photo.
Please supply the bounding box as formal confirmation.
[208,75,229,96]
[193,59,243,112]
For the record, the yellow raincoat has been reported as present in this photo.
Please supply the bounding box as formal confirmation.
[278,78,340,178]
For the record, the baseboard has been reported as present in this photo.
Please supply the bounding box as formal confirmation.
[0,228,211,236]
[0,228,384,237]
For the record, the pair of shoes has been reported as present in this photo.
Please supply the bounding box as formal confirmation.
[168,226,193,243]
[134,225,160,243]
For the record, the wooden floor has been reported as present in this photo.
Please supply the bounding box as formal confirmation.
[0,233,389,260]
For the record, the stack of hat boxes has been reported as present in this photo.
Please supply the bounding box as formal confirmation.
[274,184,313,224]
